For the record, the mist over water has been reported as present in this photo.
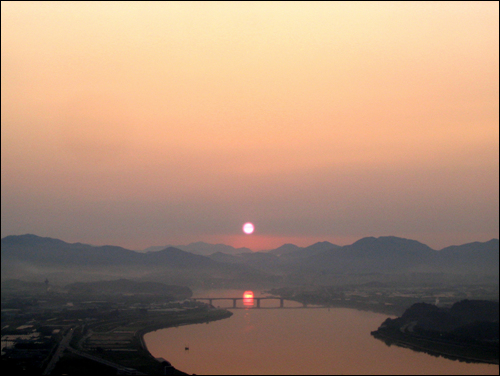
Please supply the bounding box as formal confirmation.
[144,290,499,375]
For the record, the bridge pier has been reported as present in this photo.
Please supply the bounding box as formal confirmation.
[193,297,321,309]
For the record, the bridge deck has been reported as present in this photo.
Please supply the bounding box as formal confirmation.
[192,297,320,309]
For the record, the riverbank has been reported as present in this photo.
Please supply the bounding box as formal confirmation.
[51,307,234,375]
[136,308,233,352]
[371,329,499,365]
[371,300,499,365]
[143,305,499,375]
[135,308,233,374]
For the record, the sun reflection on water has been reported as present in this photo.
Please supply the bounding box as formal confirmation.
[243,291,254,307]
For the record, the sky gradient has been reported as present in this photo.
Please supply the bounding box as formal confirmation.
[1,2,498,251]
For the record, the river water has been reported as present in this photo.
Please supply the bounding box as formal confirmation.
[144,290,499,375]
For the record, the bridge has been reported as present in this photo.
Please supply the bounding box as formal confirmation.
[192,297,310,309]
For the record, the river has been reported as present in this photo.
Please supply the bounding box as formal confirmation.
[144,290,499,375]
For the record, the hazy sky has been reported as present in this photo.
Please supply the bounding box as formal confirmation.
[2,2,498,251]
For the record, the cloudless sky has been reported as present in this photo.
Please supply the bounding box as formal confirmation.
[1,2,498,250]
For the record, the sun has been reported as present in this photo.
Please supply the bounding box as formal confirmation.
[242,222,254,234]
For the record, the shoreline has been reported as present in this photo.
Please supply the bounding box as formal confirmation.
[137,308,233,351]
[135,308,233,374]
[371,329,499,365]
[137,305,498,374]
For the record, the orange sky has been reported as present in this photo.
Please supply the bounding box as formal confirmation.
[1,2,498,250]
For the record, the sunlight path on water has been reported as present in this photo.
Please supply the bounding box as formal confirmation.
[144,290,498,375]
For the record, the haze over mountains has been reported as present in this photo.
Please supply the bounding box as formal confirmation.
[1,234,498,287]
[142,241,337,257]
[142,242,252,256]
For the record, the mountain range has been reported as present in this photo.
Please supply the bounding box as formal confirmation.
[1,234,498,287]
[142,241,252,256]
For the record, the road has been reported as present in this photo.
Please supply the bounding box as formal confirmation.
[42,327,74,375]
[67,347,146,374]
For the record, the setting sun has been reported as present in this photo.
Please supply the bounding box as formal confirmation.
[243,223,254,235]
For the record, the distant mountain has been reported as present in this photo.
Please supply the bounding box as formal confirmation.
[437,239,500,273]
[267,243,302,256]
[208,252,240,263]
[207,236,497,282]
[279,241,340,262]
[300,236,498,275]
[2,234,498,287]
[1,234,141,266]
[144,240,340,257]
[304,241,339,252]
[0,234,271,286]
[142,245,172,253]
[142,246,219,269]
[1,235,235,270]
[1,234,83,250]
[178,242,252,256]
[143,242,251,256]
